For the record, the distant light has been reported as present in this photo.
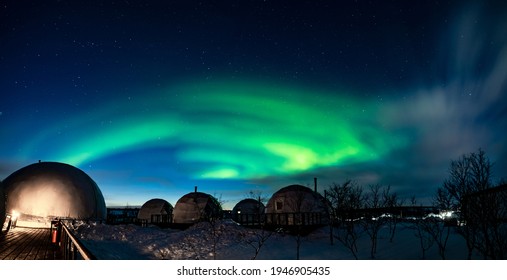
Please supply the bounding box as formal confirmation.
[12,210,20,219]
[438,210,455,219]
[443,210,454,218]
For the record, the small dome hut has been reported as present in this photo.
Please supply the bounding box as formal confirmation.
[137,198,173,224]
[172,189,222,224]
[265,184,328,226]
[232,198,265,225]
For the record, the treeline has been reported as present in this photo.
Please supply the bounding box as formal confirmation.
[325,148,507,259]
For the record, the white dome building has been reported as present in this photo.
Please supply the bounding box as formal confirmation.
[2,162,106,220]
[137,198,173,224]
[265,184,328,226]
[173,190,222,224]
[232,198,265,225]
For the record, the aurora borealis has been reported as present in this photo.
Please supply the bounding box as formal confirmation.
[1,1,506,208]
[54,81,405,178]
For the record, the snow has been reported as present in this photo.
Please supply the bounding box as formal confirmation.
[66,219,476,260]
[15,219,52,228]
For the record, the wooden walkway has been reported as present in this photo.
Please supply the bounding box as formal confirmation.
[0,227,61,260]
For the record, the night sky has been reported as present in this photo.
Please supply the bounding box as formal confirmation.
[1,1,506,209]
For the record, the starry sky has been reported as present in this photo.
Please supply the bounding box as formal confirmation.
[1,0,506,209]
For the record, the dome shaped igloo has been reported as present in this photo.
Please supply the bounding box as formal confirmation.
[173,191,222,224]
[265,184,328,226]
[2,162,106,220]
[137,198,173,224]
[232,198,265,225]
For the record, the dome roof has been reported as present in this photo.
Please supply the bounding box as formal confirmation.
[232,198,265,223]
[137,198,173,220]
[173,191,222,224]
[2,162,106,220]
[232,198,265,215]
[272,184,318,196]
[266,184,327,214]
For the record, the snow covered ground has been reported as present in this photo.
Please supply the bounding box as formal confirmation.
[66,219,476,260]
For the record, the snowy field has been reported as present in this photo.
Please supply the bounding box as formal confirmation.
[67,220,475,260]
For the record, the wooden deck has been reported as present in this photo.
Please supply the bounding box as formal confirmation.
[0,227,61,260]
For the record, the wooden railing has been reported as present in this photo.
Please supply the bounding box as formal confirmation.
[265,212,325,226]
[53,221,97,260]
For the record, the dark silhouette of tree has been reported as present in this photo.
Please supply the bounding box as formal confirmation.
[244,190,268,226]
[210,194,225,260]
[408,197,434,259]
[192,193,224,260]
[327,180,364,259]
[384,191,403,243]
[246,190,269,204]
[407,189,454,260]
[284,187,311,260]
[361,184,393,259]
[428,187,453,259]
[236,190,273,260]
[440,149,507,259]
[236,225,274,260]
[442,151,479,259]
[469,184,507,259]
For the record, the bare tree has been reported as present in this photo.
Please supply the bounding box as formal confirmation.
[327,180,364,259]
[362,184,393,259]
[234,190,273,259]
[211,195,225,260]
[284,188,311,260]
[411,188,454,260]
[408,197,434,259]
[440,149,506,259]
[246,190,269,204]
[430,187,453,259]
[243,190,268,226]
[236,226,274,260]
[470,184,507,259]
[194,194,224,260]
[384,191,403,243]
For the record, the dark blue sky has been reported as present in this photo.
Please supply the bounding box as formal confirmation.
[1,0,506,208]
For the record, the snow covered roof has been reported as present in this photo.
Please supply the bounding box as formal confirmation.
[172,191,222,224]
[137,198,173,221]
[2,161,107,220]
[266,184,327,214]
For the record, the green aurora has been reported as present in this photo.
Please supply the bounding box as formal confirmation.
[43,80,406,180]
